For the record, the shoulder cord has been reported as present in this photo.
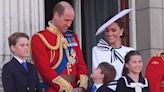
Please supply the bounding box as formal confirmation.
[36,28,71,69]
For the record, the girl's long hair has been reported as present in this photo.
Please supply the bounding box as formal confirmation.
[122,50,142,76]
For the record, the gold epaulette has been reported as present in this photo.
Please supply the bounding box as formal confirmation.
[35,32,61,50]
[52,76,73,92]
[153,50,164,57]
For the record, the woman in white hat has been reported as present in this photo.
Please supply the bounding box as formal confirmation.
[92,9,134,91]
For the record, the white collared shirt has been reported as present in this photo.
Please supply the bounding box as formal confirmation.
[94,83,103,91]
[14,56,26,64]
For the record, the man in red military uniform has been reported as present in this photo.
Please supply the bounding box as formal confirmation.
[31,1,88,92]
[145,51,164,92]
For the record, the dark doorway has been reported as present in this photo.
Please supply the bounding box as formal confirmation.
[81,0,119,87]
[44,0,74,30]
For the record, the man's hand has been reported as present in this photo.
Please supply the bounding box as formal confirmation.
[160,81,164,87]
[72,87,84,92]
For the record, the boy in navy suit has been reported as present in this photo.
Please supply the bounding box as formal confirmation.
[2,32,41,92]
[90,62,116,92]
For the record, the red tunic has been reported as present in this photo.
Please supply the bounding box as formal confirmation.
[31,28,88,92]
[145,56,164,92]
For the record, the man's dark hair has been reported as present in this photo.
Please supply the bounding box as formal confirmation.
[98,62,116,84]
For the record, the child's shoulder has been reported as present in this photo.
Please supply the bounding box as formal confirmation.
[97,84,114,92]
[2,59,14,70]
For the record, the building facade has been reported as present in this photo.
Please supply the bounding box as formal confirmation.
[136,0,164,72]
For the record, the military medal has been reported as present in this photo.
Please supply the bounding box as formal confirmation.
[71,48,76,58]
[69,56,75,65]
[69,49,76,65]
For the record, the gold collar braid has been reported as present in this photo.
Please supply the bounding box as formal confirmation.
[35,22,72,69]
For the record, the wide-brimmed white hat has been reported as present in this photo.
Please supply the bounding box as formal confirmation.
[96,9,132,36]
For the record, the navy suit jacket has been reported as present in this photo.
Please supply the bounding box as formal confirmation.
[86,84,114,92]
[96,84,114,92]
[2,57,41,92]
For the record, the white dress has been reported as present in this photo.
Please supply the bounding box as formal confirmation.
[92,39,134,91]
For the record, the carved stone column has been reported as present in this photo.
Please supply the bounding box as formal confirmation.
[0,0,45,91]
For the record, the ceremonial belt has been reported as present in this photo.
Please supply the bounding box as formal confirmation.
[61,75,77,83]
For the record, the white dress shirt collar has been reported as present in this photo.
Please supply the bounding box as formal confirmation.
[14,56,25,64]
[94,83,103,90]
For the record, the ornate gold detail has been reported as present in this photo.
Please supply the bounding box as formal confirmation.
[36,21,74,69]
[52,76,73,92]
[36,32,61,50]
[154,50,164,57]
[47,21,60,34]
[78,75,88,89]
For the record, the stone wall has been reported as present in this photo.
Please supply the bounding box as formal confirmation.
[136,0,164,74]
